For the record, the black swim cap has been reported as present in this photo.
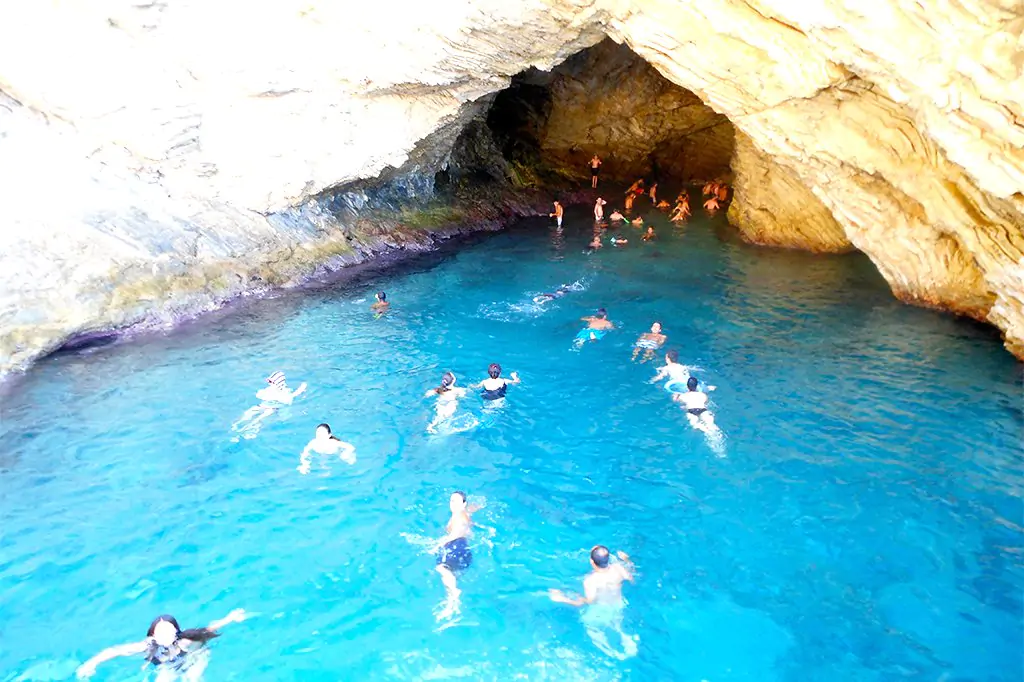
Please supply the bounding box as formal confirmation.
[147,615,181,638]
[377,291,386,301]
[687,376,698,391]
[316,423,332,434]
[488,363,501,379]
[590,545,610,568]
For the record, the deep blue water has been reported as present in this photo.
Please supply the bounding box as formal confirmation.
[1,205,1022,681]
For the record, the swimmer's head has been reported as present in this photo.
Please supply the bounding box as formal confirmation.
[687,376,699,391]
[436,371,456,393]
[315,423,333,439]
[148,616,181,647]
[596,308,607,319]
[651,322,662,333]
[646,227,654,234]
[553,200,561,206]
[267,371,287,388]
[450,490,467,512]
[590,545,611,569]
[376,291,386,302]
[488,363,501,379]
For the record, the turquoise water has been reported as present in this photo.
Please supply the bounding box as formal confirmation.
[1,205,1022,681]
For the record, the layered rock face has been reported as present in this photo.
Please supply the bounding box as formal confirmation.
[0,0,1021,375]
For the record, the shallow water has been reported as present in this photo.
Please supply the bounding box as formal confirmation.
[2,202,1022,681]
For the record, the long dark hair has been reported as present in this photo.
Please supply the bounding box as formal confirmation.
[434,372,456,394]
[147,615,219,644]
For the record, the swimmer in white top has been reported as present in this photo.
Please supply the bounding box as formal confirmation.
[256,371,307,405]
[471,363,521,403]
[425,371,467,433]
[231,371,307,439]
[298,423,356,474]
[649,350,691,386]
[673,376,715,428]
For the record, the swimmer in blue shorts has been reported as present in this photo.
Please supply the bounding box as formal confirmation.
[631,321,667,363]
[471,363,521,401]
[434,491,479,619]
[574,308,614,347]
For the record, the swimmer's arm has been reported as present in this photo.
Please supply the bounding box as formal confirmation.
[508,372,521,384]
[76,641,149,678]
[649,366,668,383]
[548,589,588,607]
[291,383,308,399]
[617,552,636,581]
[424,389,437,398]
[206,608,248,632]
[298,444,313,474]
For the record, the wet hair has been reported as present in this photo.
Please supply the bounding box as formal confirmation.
[666,349,679,363]
[376,291,386,301]
[596,308,607,319]
[590,545,611,569]
[453,490,467,504]
[147,615,218,644]
[488,363,501,379]
[316,423,342,441]
[687,376,699,391]
[435,371,456,394]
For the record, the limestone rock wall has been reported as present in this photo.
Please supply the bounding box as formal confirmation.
[0,0,1022,375]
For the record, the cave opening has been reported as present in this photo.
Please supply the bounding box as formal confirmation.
[443,39,736,195]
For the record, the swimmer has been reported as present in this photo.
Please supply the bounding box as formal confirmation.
[702,181,717,197]
[471,362,521,401]
[631,216,644,227]
[609,209,625,222]
[594,197,607,221]
[673,376,716,428]
[590,154,602,188]
[434,491,478,619]
[256,371,307,405]
[704,196,721,212]
[624,192,636,211]
[632,321,666,363]
[231,371,308,439]
[424,371,467,433]
[575,307,614,347]
[670,196,691,222]
[549,546,638,659]
[642,226,656,241]
[649,349,691,386]
[716,183,730,202]
[298,423,356,474]
[76,609,247,679]
[549,200,563,228]
[656,200,670,210]
[371,291,390,313]
[533,284,573,304]
[626,178,644,195]
[649,183,658,204]
[610,235,628,246]
[588,236,603,250]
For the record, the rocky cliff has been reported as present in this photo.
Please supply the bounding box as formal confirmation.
[0,0,1021,376]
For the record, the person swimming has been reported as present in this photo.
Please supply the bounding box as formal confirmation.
[371,291,390,313]
[588,235,603,250]
[231,371,308,439]
[298,423,356,474]
[631,216,644,227]
[609,209,625,222]
[575,308,614,347]
[424,371,468,433]
[610,235,628,246]
[649,349,691,387]
[670,196,691,222]
[75,609,247,679]
[656,200,670,209]
[642,226,656,241]
[472,363,521,401]
[673,376,715,426]
[632,322,667,362]
[434,491,478,620]
[256,371,307,405]
[704,196,721,212]
[533,284,573,304]
[549,545,638,658]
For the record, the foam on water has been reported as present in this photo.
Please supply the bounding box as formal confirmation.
[0,204,1021,681]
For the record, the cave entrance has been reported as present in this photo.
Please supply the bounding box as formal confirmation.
[476,39,735,190]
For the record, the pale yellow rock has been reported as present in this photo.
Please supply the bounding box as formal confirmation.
[0,0,1022,373]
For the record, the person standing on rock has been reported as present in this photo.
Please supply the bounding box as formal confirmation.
[549,200,564,228]
[590,154,602,188]
[594,197,607,221]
